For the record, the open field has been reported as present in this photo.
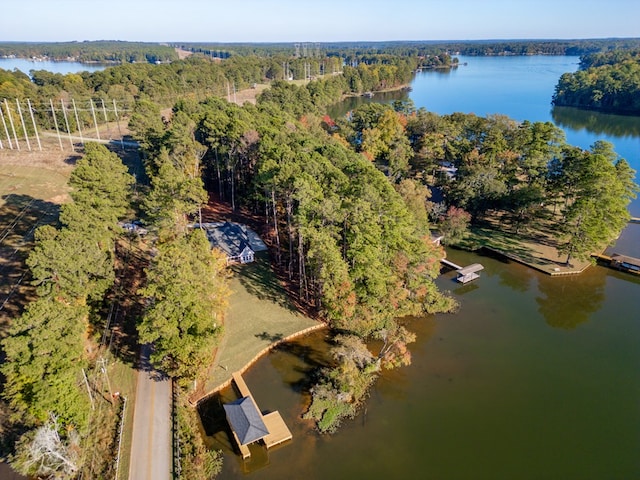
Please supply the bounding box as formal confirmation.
[0,143,77,327]
[199,252,322,400]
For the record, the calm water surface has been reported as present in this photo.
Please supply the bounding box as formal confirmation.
[209,252,640,480]
[0,57,108,75]
[207,55,640,480]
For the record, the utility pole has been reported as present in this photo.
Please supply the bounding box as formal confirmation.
[15,99,31,151]
[50,99,63,151]
[112,99,124,150]
[100,99,112,140]
[82,368,95,410]
[98,357,114,406]
[27,99,42,151]
[90,99,100,140]
[60,99,74,150]
[71,98,83,146]
[5,99,20,150]
[0,105,11,149]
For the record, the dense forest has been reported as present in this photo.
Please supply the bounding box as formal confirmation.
[127,77,636,429]
[0,53,415,126]
[553,49,640,115]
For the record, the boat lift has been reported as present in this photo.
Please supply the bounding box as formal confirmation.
[440,259,485,284]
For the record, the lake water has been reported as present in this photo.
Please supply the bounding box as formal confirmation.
[0,57,108,75]
[207,56,640,479]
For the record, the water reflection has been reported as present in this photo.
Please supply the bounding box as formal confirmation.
[476,248,535,292]
[452,282,479,295]
[536,269,606,329]
[552,106,640,138]
[326,89,409,119]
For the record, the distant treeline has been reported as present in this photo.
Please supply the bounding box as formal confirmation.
[553,49,640,115]
[437,38,640,56]
[4,38,639,67]
[176,38,640,59]
[0,41,178,64]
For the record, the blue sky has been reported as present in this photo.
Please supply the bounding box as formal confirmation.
[1,0,638,43]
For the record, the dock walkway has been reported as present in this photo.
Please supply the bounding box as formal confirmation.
[441,258,463,270]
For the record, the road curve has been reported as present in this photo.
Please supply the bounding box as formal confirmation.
[128,345,172,480]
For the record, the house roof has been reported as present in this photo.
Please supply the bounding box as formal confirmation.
[223,396,270,445]
[197,222,267,258]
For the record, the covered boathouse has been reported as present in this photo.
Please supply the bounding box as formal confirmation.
[456,263,484,283]
[609,254,640,274]
[223,372,292,459]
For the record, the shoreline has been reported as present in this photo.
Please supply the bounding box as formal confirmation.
[193,323,327,405]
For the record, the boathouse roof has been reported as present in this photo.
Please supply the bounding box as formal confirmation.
[610,254,640,268]
[457,263,484,275]
[223,396,270,445]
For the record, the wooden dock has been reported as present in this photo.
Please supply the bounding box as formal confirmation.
[228,372,292,458]
[440,258,484,283]
[441,258,463,270]
[262,412,293,448]
[232,371,252,398]
[630,217,640,224]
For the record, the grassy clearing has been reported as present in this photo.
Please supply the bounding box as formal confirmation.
[0,149,75,327]
[458,216,592,275]
[201,252,320,396]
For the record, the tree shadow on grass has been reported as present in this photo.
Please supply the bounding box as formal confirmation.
[233,252,295,311]
[0,194,61,328]
[255,331,284,342]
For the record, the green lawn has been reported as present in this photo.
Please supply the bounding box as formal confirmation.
[201,252,321,397]
[458,217,593,275]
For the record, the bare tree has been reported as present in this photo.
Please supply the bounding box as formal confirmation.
[13,414,80,478]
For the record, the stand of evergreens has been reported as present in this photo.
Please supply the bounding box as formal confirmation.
[1,143,135,477]
[553,49,640,115]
